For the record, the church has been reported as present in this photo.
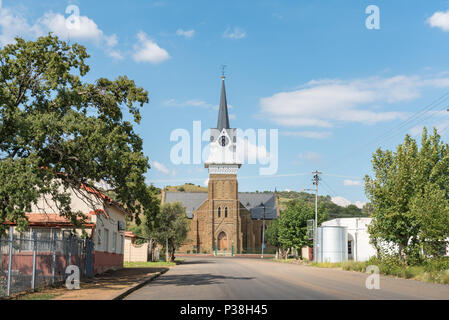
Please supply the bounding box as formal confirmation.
[162,76,279,255]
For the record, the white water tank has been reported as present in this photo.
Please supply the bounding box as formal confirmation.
[317,226,348,263]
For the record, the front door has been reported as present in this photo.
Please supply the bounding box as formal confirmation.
[217,232,228,251]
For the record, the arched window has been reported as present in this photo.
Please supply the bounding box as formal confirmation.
[218,207,221,218]
[225,207,228,218]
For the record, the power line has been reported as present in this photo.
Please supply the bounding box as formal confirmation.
[332,90,449,167]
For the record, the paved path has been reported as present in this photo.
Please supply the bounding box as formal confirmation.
[125,257,449,300]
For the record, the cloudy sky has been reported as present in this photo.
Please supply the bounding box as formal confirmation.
[4,0,449,207]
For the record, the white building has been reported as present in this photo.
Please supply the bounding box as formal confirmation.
[321,217,376,262]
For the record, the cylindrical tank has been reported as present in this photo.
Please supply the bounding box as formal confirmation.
[317,226,348,263]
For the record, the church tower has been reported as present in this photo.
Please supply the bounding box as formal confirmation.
[205,76,242,254]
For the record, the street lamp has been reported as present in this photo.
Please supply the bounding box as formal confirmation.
[260,202,266,259]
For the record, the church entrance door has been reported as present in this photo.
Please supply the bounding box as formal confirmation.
[217,231,228,251]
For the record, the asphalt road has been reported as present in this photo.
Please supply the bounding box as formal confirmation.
[124,256,449,300]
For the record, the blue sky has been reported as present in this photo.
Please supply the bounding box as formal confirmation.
[4,0,449,207]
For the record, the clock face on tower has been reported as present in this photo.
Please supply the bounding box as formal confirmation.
[219,135,229,147]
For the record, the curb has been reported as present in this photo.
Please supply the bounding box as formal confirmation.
[112,268,169,300]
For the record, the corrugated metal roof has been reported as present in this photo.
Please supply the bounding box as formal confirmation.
[164,192,277,220]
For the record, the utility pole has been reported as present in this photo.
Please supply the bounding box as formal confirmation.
[260,202,266,259]
[312,171,322,262]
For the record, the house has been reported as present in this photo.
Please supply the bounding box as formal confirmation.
[4,183,129,275]
[321,217,376,262]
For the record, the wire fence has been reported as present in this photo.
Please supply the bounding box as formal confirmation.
[0,229,94,298]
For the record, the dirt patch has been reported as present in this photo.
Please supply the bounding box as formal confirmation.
[15,267,168,300]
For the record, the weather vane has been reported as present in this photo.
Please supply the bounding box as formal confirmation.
[221,65,227,78]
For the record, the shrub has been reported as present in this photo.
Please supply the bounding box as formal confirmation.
[424,257,449,273]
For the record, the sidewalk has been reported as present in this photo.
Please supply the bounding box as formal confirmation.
[15,267,169,300]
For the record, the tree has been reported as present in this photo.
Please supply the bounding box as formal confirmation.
[149,202,189,262]
[361,203,374,216]
[265,219,281,258]
[410,183,449,257]
[276,200,328,259]
[0,34,158,235]
[365,127,449,262]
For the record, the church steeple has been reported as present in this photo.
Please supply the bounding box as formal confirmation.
[217,76,230,131]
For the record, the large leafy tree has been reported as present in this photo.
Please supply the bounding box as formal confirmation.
[365,127,449,262]
[0,34,157,234]
[275,200,328,258]
[149,202,189,262]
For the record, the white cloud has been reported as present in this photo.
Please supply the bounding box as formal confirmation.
[331,196,352,207]
[152,161,171,175]
[343,179,362,186]
[223,27,246,39]
[281,131,332,139]
[260,75,449,128]
[164,98,214,108]
[298,152,322,163]
[176,28,195,38]
[354,201,366,209]
[0,6,39,46]
[0,5,121,59]
[428,9,449,31]
[236,138,270,164]
[38,12,103,42]
[133,31,170,64]
[331,196,365,209]
[203,178,209,186]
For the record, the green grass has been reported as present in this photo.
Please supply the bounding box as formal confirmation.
[272,256,449,285]
[124,259,184,268]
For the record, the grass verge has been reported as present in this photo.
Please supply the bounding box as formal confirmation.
[272,257,449,285]
[124,258,185,268]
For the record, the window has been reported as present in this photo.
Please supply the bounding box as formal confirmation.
[104,229,109,252]
[120,235,124,254]
[221,136,226,146]
[218,207,221,218]
[225,207,228,218]
[97,229,102,250]
[112,232,117,253]
[348,241,352,255]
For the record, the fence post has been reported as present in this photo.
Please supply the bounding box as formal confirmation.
[51,230,56,285]
[68,236,72,266]
[6,226,13,297]
[31,231,37,291]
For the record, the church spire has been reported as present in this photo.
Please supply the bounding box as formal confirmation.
[217,76,230,131]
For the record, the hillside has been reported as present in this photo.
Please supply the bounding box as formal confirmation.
[162,185,369,219]
[164,183,207,193]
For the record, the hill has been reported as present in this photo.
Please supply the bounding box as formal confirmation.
[164,183,207,193]
[162,185,369,219]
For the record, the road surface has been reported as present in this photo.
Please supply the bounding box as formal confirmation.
[124,256,449,300]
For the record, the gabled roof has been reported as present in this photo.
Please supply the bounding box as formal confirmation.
[163,192,278,220]
[80,184,131,217]
[239,193,277,220]
[164,192,207,218]
[4,213,95,228]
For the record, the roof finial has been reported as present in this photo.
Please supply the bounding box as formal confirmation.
[221,64,227,79]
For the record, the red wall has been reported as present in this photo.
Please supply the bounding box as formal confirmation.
[93,251,123,275]
[1,252,81,277]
